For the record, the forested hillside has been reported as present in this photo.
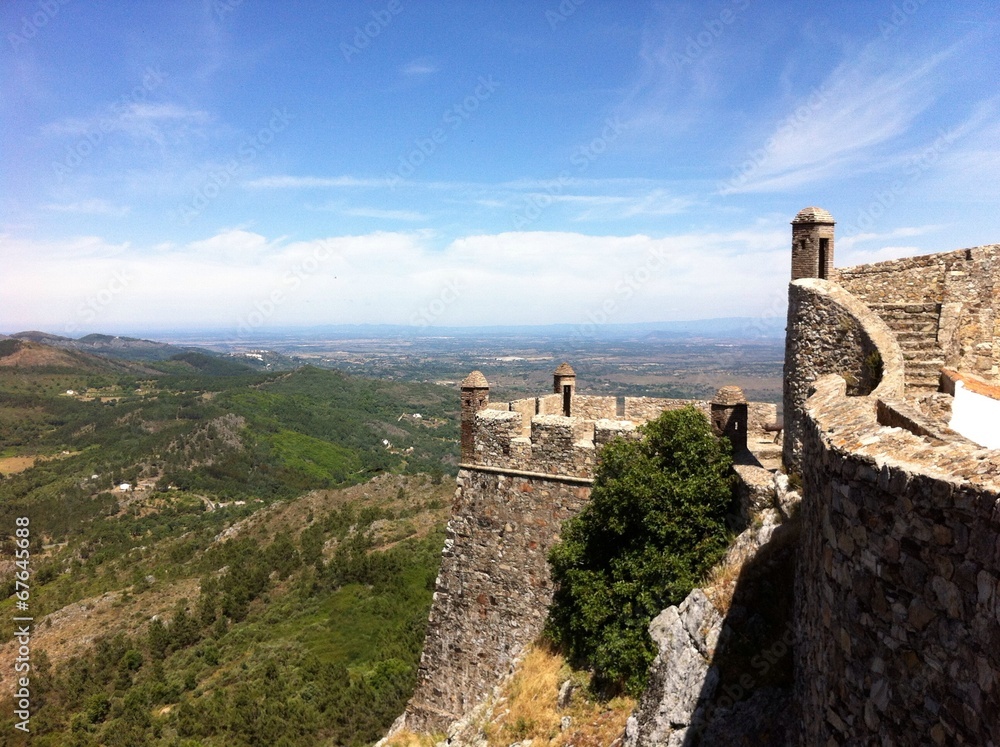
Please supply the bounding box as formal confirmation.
[0,346,459,746]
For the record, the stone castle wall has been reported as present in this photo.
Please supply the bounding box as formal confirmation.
[404,469,592,732]
[797,374,1000,746]
[470,409,637,479]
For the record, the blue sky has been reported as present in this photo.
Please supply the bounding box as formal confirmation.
[2,0,998,335]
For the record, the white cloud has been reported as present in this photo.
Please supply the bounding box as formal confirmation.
[836,224,944,251]
[0,225,791,332]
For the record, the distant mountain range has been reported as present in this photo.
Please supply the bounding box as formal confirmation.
[122,316,788,343]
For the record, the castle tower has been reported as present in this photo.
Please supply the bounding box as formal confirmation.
[460,370,490,463]
[553,362,576,416]
[791,206,835,281]
[710,385,748,453]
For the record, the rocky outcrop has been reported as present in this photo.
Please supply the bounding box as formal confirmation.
[625,589,723,747]
[626,481,799,747]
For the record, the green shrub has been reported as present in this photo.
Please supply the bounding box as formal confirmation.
[546,406,734,696]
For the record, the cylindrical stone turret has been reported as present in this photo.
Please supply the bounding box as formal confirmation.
[460,370,490,463]
[791,206,835,281]
[710,385,748,453]
[553,362,576,416]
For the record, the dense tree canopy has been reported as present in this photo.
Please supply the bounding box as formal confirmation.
[546,406,735,695]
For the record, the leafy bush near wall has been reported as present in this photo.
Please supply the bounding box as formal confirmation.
[546,406,734,696]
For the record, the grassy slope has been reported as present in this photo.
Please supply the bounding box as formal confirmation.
[0,360,459,746]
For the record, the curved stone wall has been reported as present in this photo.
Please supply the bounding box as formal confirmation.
[782,278,904,471]
[796,374,1000,745]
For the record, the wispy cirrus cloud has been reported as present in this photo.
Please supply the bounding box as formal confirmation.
[43,102,212,144]
[836,224,945,252]
[341,207,429,221]
[514,190,695,221]
[244,175,398,189]
[243,174,698,224]
[720,42,962,193]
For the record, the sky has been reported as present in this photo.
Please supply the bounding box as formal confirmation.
[2,0,999,337]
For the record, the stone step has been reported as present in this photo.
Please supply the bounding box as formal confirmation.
[906,364,945,382]
[878,312,940,323]
[895,330,938,342]
[907,376,941,385]
[900,347,942,358]
[907,368,942,379]
[902,351,943,362]
[880,319,940,330]
[870,303,941,314]
[897,339,940,351]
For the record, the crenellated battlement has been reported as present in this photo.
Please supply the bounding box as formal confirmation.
[470,407,636,479]
[461,365,777,482]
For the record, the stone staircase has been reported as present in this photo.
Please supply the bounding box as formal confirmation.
[868,303,944,392]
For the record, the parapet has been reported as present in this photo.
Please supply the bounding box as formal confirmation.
[796,372,1000,745]
[470,407,635,479]
[462,365,776,481]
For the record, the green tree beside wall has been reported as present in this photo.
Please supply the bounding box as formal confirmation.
[547,406,734,695]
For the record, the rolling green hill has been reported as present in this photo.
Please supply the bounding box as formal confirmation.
[0,348,460,745]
